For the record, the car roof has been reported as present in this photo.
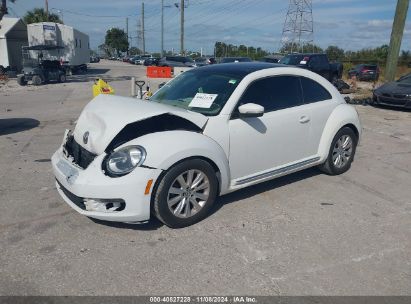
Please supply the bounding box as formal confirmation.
[193,62,283,76]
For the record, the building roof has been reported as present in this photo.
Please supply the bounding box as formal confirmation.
[0,17,27,39]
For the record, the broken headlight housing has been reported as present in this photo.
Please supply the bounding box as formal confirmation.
[104,146,146,177]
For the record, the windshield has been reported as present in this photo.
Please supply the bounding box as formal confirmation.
[150,70,243,116]
[279,55,304,65]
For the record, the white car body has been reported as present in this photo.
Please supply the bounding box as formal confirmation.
[52,64,361,224]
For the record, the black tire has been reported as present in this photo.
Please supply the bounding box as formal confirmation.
[32,75,42,86]
[153,159,218,228]
[17,75,27,86]
[58,73,66,83]
[319,127,358,176]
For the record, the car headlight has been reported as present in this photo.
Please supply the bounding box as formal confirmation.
[104,146,146,176]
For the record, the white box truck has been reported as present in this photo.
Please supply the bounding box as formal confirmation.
[27,22,89,73]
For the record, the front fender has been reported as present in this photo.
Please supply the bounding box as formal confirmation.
[317,104,362,162]
[123,131,231,195]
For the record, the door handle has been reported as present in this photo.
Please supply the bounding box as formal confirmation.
[299,115,310,124]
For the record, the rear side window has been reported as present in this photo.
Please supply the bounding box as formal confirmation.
[300,77,332,103]
[239,76,303,113]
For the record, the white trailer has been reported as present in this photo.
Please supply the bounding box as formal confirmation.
[0,17,28,72]
[27,22,89,72]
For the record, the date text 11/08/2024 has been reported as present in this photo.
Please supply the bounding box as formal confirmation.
[149,296,257,303]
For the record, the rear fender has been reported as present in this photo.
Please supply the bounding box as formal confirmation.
[317,104,361,162]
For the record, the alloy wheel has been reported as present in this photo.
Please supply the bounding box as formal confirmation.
[332,135,353,168]
[167,169,210,218]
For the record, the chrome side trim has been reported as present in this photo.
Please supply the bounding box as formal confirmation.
[235,157,321,186]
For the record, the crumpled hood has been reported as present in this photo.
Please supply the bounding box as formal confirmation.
[72,94,208,154]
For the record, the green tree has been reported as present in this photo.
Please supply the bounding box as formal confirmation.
[400,50,410,63]
[105,28,129,56]
[325,45,345,61]
[129,47,142,55]
[23,8,63,24]
[98,43,114,57]
[1,0,17,21]
[280,42,323,54]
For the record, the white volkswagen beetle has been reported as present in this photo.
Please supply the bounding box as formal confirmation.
[52,63,361,228]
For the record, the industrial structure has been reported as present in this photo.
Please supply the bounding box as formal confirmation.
[281,0,314,53]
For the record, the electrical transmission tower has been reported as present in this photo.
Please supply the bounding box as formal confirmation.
[280,0,314,54]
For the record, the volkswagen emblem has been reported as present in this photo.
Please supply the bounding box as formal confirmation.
[83,131,89,144]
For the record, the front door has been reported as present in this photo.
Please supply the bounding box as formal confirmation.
[228,76,313,181]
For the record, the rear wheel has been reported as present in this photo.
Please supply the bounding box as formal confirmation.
[153,159,218,228]
[319,127,358,175]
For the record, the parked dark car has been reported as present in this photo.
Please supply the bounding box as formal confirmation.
[372,73,411,109]
[348,64,380,81]
[144,57,160,66]
[220,57,252,63]
[195,57,216,66]
[279,53,343,82]
[129,56,141,64]
[258,55,283,63]
[158,56,196,67]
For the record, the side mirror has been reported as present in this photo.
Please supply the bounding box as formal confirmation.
[238,103,264,118]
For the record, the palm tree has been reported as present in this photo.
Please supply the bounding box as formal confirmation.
[23,8,63,24]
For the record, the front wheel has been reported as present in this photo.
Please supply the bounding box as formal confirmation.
[32,75,42,86]
[17,75,27,86]
[153,159,218,228]
[319,127,358,175]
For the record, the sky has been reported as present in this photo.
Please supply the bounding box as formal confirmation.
[7,0,411,54]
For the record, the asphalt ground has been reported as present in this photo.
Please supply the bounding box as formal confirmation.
[0,60,410,295]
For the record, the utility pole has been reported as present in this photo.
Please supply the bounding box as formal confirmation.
[180,0,184,55]
[385,0,409,82]
[142,2,145,54]
[126,17,129,55]
[161,0,164,57]
[45,0,49,20]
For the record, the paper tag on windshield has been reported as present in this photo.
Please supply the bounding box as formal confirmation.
[189,93,218,108]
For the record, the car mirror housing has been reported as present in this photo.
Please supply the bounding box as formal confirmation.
[238,103,264,118]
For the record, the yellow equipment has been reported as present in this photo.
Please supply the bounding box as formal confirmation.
[93,79,114,97]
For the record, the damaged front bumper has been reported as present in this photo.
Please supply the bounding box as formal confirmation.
[52,146,163,223]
